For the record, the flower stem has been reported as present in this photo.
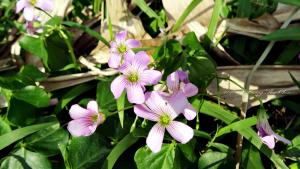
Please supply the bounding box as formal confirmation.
[106,106,133,117]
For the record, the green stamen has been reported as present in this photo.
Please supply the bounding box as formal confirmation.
[118,44,127,54]
[159,114,171,126]
[127,73,139,83]
[91,114,98,123]
[30,0,37,5]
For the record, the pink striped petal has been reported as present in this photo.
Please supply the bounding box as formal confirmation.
[127,84,145,104]
[16,0,28,13]
[134,104,159,121]
[36,0,53,12]
[141,70,162,85]
[69,104,89,119]
[23,6,34,21]
[111,75,126,99]
[183,83,198,97]
[134,51,150,67]
[261,135,275,149]
[146,123,165,153]
[183,104,197,120]
[167,71,180,92]
[124,50,135,63]
[115,31,127,43]
[125,39,141,48]
[67,119,97,137]
[166,121,194,144]
[177,70,188,82]
[87,100,98,114]
[108,53,122,68]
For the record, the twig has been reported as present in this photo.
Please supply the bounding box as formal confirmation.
[235,7,300,169]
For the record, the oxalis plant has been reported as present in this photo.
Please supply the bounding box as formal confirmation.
[0,0,299,169]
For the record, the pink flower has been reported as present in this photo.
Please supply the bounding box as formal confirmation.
[108,31,141,69]
[110,51,162,104]
[134,92,194,153]
[16,0,53,21]
[257,111,291,149]
[162,70,198,120]
[67,101,105,137]
[25,16,43,35]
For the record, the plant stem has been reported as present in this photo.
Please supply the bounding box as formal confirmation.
[235,8,299,169]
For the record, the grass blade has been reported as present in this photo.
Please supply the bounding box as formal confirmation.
[171,0,203,33]
[134,0,159,18]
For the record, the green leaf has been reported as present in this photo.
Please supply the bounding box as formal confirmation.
[187,57,216,90]
[285,135,300,159]
[117,92,126,128]
[199,101,289,169]
[134,0,159,18]
[18,65,47,82]
[24,121,69,156]
[93,0,102,13]
[275,42,300,64]
[0,122,55,150]
[58,143,71,169]
[103,133,139,169]
[62,21,109,46]
[171,0,203,32]
[0,148,51,169]
[198,151,233,169]
[204,0,223,46]
[68,133,110,169]
[216,116,257,138]
[7,97,38,126]
[275,0,300,6]
[262,28,300,41]
[178,138,197,162]
[134,143,176,169]
[242,142,265,169]
[53,83,94,114]
[19,36,48,68]
[0,116,11,135]
[96,80,117,116]
[209,143,233,154]
[13,86,51,107]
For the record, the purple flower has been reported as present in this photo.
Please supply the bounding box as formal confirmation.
[162,70,198,120]
[134,92,194,153]
[25,16,43,35]
[257,112,291,149]
[108,31,141,69]
[16,0,53,21]
[67,101,105,137]
[110,51,162,104]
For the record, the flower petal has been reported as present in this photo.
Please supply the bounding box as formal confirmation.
[167,92,189,116]
[69,104,89,119]
[108,53,122,68]
[261,135,275,149]
[183,83,198,97]
[125,39,141,48]
[144,92,175,118]
[134,104,159,121]
[23,6,35,21]
[177,70,188,82]
[146,123,165,153]
[124,50,135,63]
[141,70,162,85]
[166,121,194,144]
[67,119,97,137]
[111,75,126,99]
[273,133,291,145]
[16,0,28,13]
[167,71,180,92]
[115,31,127,43]
[183,104,197,120]
[36,0,53,12]
[134,51,150,67]
[87,100,98,114]
[127,84,145,104]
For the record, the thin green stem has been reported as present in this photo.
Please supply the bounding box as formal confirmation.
[106,106,134,117]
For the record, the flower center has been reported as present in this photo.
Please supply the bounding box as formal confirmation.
[127,72,139,83]
[159,114,171,126]
[91,114,98,123]
[118,44,127,54]
[30,0,37,5]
